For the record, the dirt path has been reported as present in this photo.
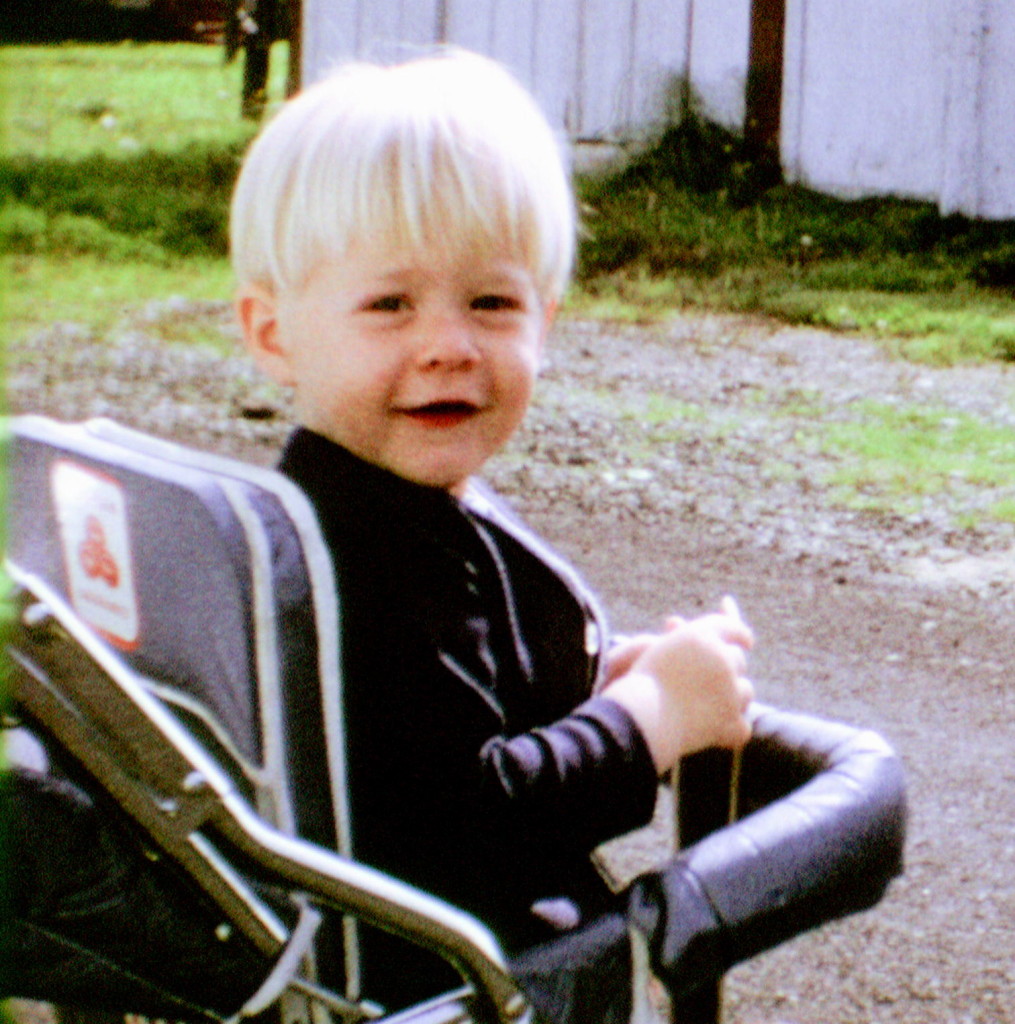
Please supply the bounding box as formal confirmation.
[8,309,1015,1022]
[533,510,1014,1023]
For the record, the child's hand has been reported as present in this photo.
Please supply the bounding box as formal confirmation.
[601,597,755,773]
[599,632,659,690]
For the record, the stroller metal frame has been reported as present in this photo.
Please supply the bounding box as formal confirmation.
[9,573,526,1024]
[6,415,530,1024]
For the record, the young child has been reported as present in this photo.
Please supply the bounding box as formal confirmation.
[228,47,754,1005]
[6,49,904,1024]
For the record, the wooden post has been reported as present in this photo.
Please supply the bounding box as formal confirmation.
[745,0,786,179]
[285,0,301,97]
[240,0,277,120]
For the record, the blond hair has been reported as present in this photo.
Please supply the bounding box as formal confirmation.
[230,49,575,302]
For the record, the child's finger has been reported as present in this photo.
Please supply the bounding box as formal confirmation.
[721,594,744,622]
[737,675,756,710]
[600,632,657,687]
[720,594,754,648]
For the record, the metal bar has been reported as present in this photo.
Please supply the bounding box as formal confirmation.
[6,574,529,1024]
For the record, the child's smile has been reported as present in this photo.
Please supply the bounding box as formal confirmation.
[240,238,555,494]
[397,399,483,429]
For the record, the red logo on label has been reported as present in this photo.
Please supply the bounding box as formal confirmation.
[78,514,120,587]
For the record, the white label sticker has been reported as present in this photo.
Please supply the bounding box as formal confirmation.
[51,459,139,648]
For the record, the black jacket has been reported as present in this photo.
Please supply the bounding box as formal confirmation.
[277,429,659,1004]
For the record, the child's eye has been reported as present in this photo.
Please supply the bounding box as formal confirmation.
[366,294,411,313]
[471,294,521,312]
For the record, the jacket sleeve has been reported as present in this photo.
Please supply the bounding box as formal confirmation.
[465,493,660,858]
[477,695,660,858]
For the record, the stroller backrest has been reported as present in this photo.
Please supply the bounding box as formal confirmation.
[6,415,351,850]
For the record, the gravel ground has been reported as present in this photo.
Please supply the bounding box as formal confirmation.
[8,306,1015,1023]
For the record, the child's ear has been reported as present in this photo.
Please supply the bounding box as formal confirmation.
[536,299,558,363]
[235,284,294,387]
[542,299,558,332]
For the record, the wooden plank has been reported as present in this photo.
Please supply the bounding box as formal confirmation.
[577,0,636,140]
[791,1,947,199]
[444,0,501,55]
[396,0,442,48]
[967,0,1015,217]
[529,0,583,135]
[629,0,694,134]
[301,0,360,83]
[352,0,440,61]
[686,0,752,126]
[486,0,539,87]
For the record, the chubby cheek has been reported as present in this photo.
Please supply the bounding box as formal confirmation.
[503,377,536,437]
[295,366,387,453]
[502,351,540,421]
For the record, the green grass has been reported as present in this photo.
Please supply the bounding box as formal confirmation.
[4,42,1015,532]
[2,42,271,158]
[823,402,1015,489]
[761,287,1015,363]
[0,42,293,340]
[576,118,1015,364]
[4,253,235,340]
[5,43,1015,365]
[988,498,1015,525]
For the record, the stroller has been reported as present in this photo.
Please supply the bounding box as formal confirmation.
[4,415,906,1024]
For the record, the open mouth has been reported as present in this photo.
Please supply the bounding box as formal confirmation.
[400,401,480,427]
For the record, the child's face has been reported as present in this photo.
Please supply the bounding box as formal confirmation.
[239,239,554,494]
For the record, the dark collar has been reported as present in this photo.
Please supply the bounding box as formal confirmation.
[277,427,477,542]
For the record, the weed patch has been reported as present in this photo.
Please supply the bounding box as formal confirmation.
[576,115,1015,364]
[1,144,244,259]
[817,401,1015,522]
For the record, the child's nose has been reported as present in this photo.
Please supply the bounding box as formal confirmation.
[417,310,480,368]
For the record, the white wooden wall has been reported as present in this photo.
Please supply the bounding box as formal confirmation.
[300,0,750,143]
[781,0,1015,219]
[301,0,1015,219]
